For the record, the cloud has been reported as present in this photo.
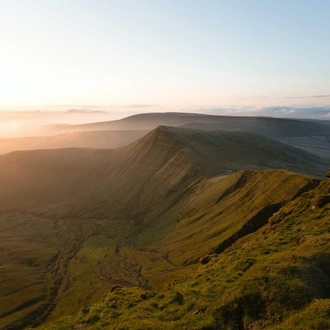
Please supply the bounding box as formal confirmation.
[311,95,330,98]
[196,105,330,120]
[256,106,330,119]
[251,94,330,100]
[121,104,159,108]
[65,108,107,113]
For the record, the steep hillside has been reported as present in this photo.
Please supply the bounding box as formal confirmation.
[155,170,319,266]
[180,118,330,160]
[0,169,318,330]
[157,127,328,178]
[0,127,197,218]
[37,173,330,330]
[0,127,197,329]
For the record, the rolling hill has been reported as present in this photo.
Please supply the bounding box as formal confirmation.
[0,130,149,156]
[42,113,330,139]
[3,113,329,160]
[34,113,330,162]
[0,125,329,329]
[0,126,326,215]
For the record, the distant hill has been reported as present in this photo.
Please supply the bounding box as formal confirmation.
[157,126,328,177]
[2,113,327,158]
[0,126,326,215]
[41,112,211,134]
[42,112,330,138]
[0,129,149,155]
[37,113,330,160]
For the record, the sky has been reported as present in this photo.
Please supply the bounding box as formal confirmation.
[1,0,330,110]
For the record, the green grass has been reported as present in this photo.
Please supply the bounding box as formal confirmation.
[0,126,329,329]
[23,175,329,330]
[270,299,330,330]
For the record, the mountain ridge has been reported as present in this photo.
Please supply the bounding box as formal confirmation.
[0,125,329,329]
[41,112,330,139]
[0,126,326,216]
[3,113,328,163]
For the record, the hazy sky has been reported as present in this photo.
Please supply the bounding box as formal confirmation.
[1,0,330,109]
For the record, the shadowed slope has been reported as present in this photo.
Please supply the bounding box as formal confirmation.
[0,127,195,328]
[158,126,328,178]
[0,127,199,222]
[71,126,198,220]
[180,116,330,138]
[179,117,330,160]
[158,169,319,266]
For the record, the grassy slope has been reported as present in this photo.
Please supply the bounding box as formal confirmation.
[179,119,330,161]
[0,127,193,329]
[157,170,318,266]
[0,127,196,329]
[0,127,195,216]
[0,126,328,329]
[1,168,319,330]
[160,126,328,178]
[36,176,330,330]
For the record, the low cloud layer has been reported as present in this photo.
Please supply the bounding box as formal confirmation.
[120,104,159,108]
[197,106,330,120]
[312,95,330,98]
